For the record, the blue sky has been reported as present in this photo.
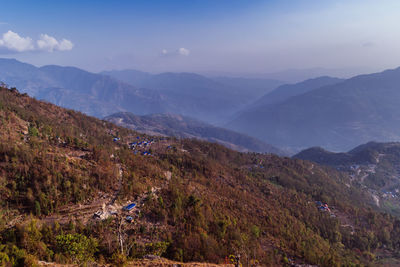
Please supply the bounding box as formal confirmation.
[0,0,400,74]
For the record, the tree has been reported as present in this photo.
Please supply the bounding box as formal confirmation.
[56,233,98,263]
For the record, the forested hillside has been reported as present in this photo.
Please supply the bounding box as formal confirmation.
[295,142,400,217]
[1,85,400,266]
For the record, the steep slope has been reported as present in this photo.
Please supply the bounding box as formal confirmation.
[294,142,400,216]
[104,112,285,155]
[227,67,400,152]
[1,85,400,266]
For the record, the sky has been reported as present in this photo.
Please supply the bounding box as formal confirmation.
[0,0,400,75]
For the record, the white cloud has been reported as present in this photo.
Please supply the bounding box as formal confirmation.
[0,30,34,52]
[178,47,190,56]
[37,34,74,52]
[0,30,73,53]
[160,47,190,57]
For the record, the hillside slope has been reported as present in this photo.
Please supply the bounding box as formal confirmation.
[294,142,400,216]
[227,67,400,152]
[1,85,400,266]
[104,112,285,155]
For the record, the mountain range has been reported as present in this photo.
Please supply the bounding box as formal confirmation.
[104,112,285,155]
[101,69,284,123]
[0,58,283,123]
[5,58,400,155]
[0,58,165,117]
[227,67,400,152]
[248,76,344,109]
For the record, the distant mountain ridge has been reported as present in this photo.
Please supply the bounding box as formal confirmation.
[0,59,167,117]
[249,76,344,108]
[227,67,400,152]
[102,69,283,100]
[101,69,284,123]
[0,58,283,123]
[105,111,285,155]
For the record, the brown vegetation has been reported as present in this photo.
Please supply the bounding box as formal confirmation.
[1,85,400,266]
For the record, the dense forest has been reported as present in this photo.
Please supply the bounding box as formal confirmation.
[1,84,400,266]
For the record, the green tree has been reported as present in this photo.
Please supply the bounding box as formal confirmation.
[28,126,39,137]
[56,233,98,263]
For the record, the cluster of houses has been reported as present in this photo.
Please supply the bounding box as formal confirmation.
[129,137,156,148]
[111,134,158,156]
[129,137,156,156]
[111,134,178,157]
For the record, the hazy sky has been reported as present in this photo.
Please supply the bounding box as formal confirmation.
[1,0,400,75]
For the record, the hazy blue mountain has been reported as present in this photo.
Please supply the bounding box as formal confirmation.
[250,76,344,108]
[101,69,152,85]
[227,67,400,152]
[0,59,170,117]
[204,76,284,99]
[105,112,286,155]
[0,58,56,96]
[202,67,365,83]
[254,68,355,83]
[103,70,283,100]
[102,70,284,123]
[0,58,280,122]
[38,65,170,115]
[136,72,248,123]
